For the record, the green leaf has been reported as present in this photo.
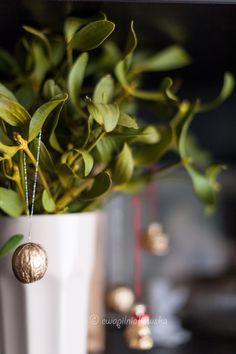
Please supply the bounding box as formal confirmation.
[70,20,115,51]
[64,17,84,44]
[57,164,75,189]
[0,121,12,145]
[186,165,215,206]
[206,164,226,191]
[133,45,191,73]
[0,83,17,102]
[64,13,107,43]
[115,21,137,88]
[75,150,94,176]
[124,20,137,56]
[96,135,120,164]
[161,77,178,102]
[81,171,112,200]
[43,79,62,99]
[87,99,119,132]
[93,75,115,104]
[113,143,134,184]
[199,72,234,112]
[15,85,35,110]
[31,139,55,173]
[22,25,52,59]
[30,42,50,87]
[134,125,172,166]
[118,113,138,129]
[178,101,199,159]
[0,142,20,158]
[0,95,31,127]
[29,93,68,142]
[0,187,24,217]
[49,104,64,153]
[0,234,24,257]
[68,52,89,109]
[135,125,160,144]
[0,49,19,76]
[42,189,56,213]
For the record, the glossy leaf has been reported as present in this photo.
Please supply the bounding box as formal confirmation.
[43,79,62,99]
[93,74,114,104]
[186,165,215,206]
[96,135,119,164]
[113,143,134,184]
[70,20,115,51]
[64,13,107,43]
[134,125,172,166]
[0,234,24,257]
[118,113,138,129]
[57,164,75,189]
[199,72,234,112]
[23,25,52,58]
[68,53,89,108]
[135,126,160,144]
[81,171,112,200]
[178,101,199,159]
[49,104,64,153]
[77,150,94,176]
[29,93,68,142]
[0,83,17,102]
[0,95,31,126]
[32,139,55,173]
[87,99,119,132]
[115,21,137,88]
[161,77,178,102]
[0,142,20,158]
[42,190,56,213]
[0,187,24,217]
[133,45,191,73]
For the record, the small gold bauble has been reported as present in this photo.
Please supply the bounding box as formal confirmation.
[125,303,154,350]
[12,242,48,284]
[142,222,169,256]
[106,285,135,314]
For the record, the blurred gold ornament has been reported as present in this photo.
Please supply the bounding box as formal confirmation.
[125,303,154,350]
[106,285,135,314]
[12,242,48,284]
[142,222,169,256]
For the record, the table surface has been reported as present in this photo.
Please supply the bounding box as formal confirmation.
[104,329,236,354]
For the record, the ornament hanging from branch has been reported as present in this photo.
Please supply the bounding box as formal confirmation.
[142,180,170,256]
[12,130,48,284]
[124,195,154,350]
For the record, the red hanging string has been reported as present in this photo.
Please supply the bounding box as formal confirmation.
[132,195,142,299]
[147,182,158,222]
[147,165,158,222]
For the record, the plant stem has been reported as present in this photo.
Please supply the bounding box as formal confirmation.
[24,147,51,195]
[66,45,73,68]
[56,179,92,211]
[70,130,106,167]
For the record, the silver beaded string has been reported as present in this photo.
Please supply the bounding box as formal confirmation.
[23,130,42,242]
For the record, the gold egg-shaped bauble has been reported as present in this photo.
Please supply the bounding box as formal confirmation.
[106,285,135,314]
[142,222,169,256]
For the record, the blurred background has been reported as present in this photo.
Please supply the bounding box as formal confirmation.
[1,0,236,353]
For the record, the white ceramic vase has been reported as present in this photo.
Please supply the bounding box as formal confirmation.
[0,212,104,354]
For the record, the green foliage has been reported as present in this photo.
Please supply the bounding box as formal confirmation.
[0,15,233,216]
[0,234,24,257]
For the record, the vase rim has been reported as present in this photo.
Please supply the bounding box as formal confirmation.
[0,210,104,220]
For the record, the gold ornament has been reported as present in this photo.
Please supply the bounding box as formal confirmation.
[106,285,135,314]
[125,303,154,350]
[12,242,48,284]
[142,222,169,256]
